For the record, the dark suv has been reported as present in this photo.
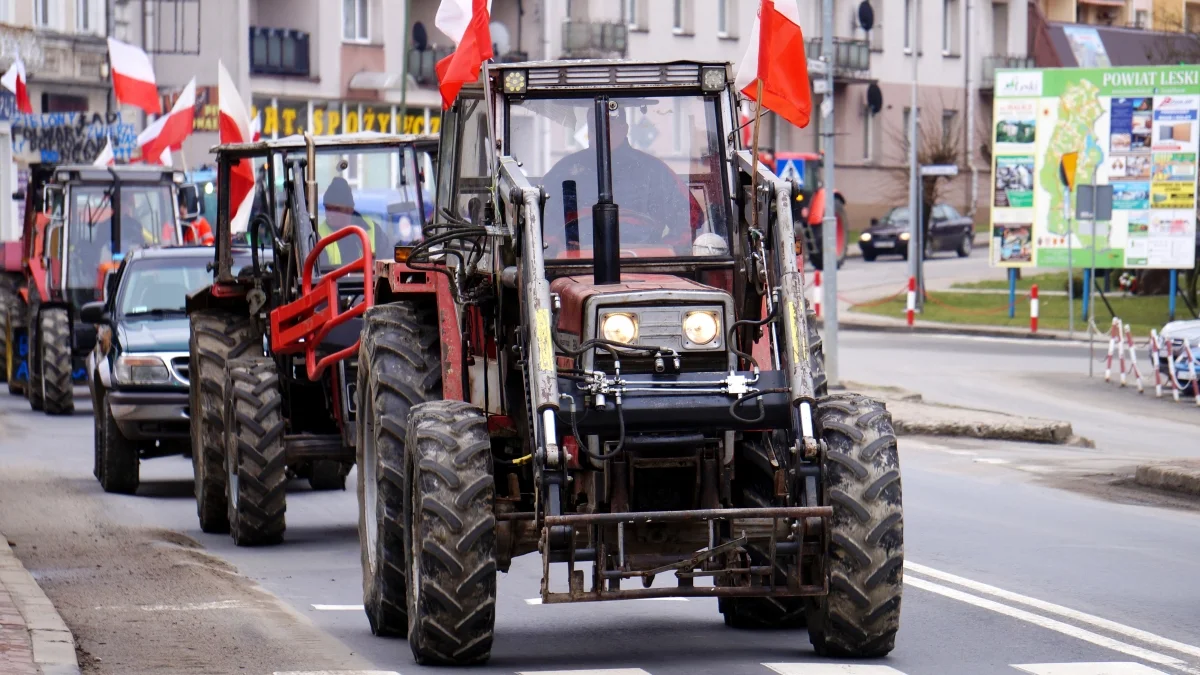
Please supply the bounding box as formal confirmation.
[82,246,251,493]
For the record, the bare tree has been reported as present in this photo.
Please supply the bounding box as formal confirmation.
[886,96,967,251]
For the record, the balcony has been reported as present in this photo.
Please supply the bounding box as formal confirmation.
[804,37,870,82]
[980,54,1036,90]
[249,27,311,77]
[407,47,454,87]
[560,19,628,59]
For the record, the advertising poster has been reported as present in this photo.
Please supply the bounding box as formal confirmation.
[990,65,1200,269]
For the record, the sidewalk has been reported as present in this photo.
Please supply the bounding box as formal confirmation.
[824,308,1082,342]
[0,534,80,675]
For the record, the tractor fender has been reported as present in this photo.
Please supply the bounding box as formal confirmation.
[806,188,847,225]
[185,283,252,316]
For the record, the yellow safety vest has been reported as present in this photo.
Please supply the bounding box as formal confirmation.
[317,215,377,265]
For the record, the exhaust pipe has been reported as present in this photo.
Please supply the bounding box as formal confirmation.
[592,97,620,285]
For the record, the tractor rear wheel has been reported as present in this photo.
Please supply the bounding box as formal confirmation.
[99,392,140,494]
[40,308,74,415]
[0,283,17,384]
[806,394,903,658]
[190,310,256,534]
[224,357,287,546]
[27,308,43,411]
[404,401,495,666]
[357,302,442,638]
[4,309,23,395]
[307,460,348,491]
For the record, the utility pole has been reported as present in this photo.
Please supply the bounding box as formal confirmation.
[818,0,839,387]
[907,0,920,298]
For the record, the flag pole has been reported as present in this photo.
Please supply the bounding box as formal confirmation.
[749,81,764,234]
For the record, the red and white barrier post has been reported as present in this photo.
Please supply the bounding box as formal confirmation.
[1117,321,1128,386]
[812,270,822,319]
[906,276,916,327]
[1104,317,1120,382]
[1189,347,1200,406]
[1029,284,1039,333]
[1150,329,1164,398]
[1124,323,1143,393]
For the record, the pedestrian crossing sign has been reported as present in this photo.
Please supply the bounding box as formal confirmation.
[777,157,806,187]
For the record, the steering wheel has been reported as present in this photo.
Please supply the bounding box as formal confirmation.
[546,209,675,253]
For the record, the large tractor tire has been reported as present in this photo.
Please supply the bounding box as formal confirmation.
[807,306,827,398]
[26,308,44,411]
[404,401,496,666]
[99,392,140,494]
[357,302,442,638]
[4,310,22,395]
[306,460,348,491]
[807,394,903,658]
[40,308,74,415]
[189,310,256,534]
[224,357,287,546]
[0,282,17,384]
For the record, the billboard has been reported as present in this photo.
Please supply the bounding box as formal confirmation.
[989,65,1200,269]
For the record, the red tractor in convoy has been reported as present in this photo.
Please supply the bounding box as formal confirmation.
[354,60,903,666]
[0,164,191,414]
[766,151,848,270]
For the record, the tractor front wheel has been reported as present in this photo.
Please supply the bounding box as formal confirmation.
[0,282,17,384]
[189,310,256,534]
[806,394,903,658]
[404,401,496,666]
[224,357,287,546]
[40,308,74,415]
[99,392,140,494]
[306,460,349,491]
[26,309,43,411]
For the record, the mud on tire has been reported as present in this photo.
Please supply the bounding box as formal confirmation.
[404,401,495,666]
[189,310,256,534]
[356,302,442,638]
[224,357,287,546]
[807,394,903,658]
[40,307,74,415]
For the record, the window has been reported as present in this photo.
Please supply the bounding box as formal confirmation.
[992,2,1008,54]
[904,0,912,51]
[903,107,920,146]
[717,0,736,37]
[869,0,883,50]
[1135,9,1148,28]
[35,0,58,28]
[673,0,693,35]
[942,109,958,146]
[625,0,638,28]
[863,107,874,161]
[942,0,959,54]
[0,0,11,22]
[342,0,369,42]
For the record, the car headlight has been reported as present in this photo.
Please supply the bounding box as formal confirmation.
[601,313,638,344]
[899,232,911,241]
[683,311,720,346]
[860,232,872,242]
[115,354,171,385]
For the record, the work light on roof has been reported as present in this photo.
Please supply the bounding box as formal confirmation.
[701,66,726,92]
[503,69,527,94]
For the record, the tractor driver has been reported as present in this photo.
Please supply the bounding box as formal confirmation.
[540,103,704,253]
[317,177,384,268]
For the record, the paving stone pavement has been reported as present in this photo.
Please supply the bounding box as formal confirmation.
[0,533,80,675]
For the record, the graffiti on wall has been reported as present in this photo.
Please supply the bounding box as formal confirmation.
[0,92,138,163]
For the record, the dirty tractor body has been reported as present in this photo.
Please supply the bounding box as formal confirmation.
[1,164,190,415]
[357,60,903,665]
[186,132,437,545]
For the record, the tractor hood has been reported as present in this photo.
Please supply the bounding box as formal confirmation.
[550,274,725,336]
[117,317,191,353]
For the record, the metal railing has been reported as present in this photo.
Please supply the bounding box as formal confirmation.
[407,46,454,87]
[981,54,1036,88]
[560,18,628,59]
[249,26,310,77]
[804,37,871,79]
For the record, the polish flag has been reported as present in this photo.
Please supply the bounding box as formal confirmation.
[107,37,162,115]
[434,0,493,109]
[139,78,197,163]
[251,114,262,142]
[735,0,812,130]
[93,137,115,166]
[218,60,255,233]
[1,56,31,114]
[136,115,170,164]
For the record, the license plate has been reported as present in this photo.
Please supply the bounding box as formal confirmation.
[874,240,894,248]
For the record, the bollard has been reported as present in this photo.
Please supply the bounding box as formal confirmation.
[1104,317,1120,382]
[1118,321,1127,387]
[813,270,822,319]
[1124,323,1143,393]
[1029,284,1039,333]
[1150,329,1163,398]
[906,276,916,327]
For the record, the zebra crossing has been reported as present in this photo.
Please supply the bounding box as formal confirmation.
[273,662,1171,675]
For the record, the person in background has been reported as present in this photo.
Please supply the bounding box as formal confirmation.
[317,177,385,267]
[179,194,214,246]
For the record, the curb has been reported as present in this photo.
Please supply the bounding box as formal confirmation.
[0,535,81,675]
[824,315,1085,343]
[1134,461,1200,497]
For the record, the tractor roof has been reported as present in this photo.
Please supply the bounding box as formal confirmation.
[484,59,731,93]
[212,132,439,158]
[50,165,187,184]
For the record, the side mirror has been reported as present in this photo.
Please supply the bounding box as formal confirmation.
[178,183,201,220]
[42,185,62,216]
[870,217,879,227]
[80,301,108,324]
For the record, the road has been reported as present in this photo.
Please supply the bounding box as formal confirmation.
[1,329,1199,675]
[830,241,1009,306]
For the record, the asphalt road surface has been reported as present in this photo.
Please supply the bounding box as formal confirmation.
[1,329,1198,675]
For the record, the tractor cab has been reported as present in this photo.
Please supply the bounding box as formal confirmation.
[359,60,903,666]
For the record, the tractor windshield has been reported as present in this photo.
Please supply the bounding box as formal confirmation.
[507,94,731,260]
[62,185,177,307]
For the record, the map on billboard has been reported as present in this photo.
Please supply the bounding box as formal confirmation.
[989,66,1200,269]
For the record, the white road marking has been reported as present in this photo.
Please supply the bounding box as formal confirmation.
[1014,664,1169,675]
[517,670,652,675]
[311,604,364,611]
[907,561,1200,660]
[904,576,1196,673]
[524,597,689,605]
[765,664,908,674]
[943,450,979,456]
[974,457,1010,465]
[92,599,249,611]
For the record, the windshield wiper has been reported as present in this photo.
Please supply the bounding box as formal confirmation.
[123,308,186,318]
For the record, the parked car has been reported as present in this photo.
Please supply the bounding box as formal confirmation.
[858,204,975,261]
[82,246,253,494]
[1158,319,1200,385]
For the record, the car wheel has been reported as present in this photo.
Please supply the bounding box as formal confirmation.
[957,231,973,257]
[862,250,876,262]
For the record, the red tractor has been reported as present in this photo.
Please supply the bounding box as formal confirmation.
[767,151,848,270]
[355,60,902,666]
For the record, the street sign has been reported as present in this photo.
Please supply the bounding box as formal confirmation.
[777,156,805,186]
[808,59,829,76]
[820,97,833,118]
[814,79,830,95]
[1076,184,1114,221]
[920,164,959,177]
[1059,151,1079,191]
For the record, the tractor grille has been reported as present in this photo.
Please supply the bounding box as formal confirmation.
[526,63,702,90]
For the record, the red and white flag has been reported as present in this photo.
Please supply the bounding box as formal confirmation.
[1,56,32,114]
[139,78,196,163]
[434,0,493,109]
[136,116,172,164]
[250,114,262,142]
[218,60,255,233]
[107,37,162,115]
[93,137,115,166]
[735,0,812,130]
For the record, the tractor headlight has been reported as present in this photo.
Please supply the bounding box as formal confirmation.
[683,311,720,346]
[601,313,638,344]
[115,354,171,385]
